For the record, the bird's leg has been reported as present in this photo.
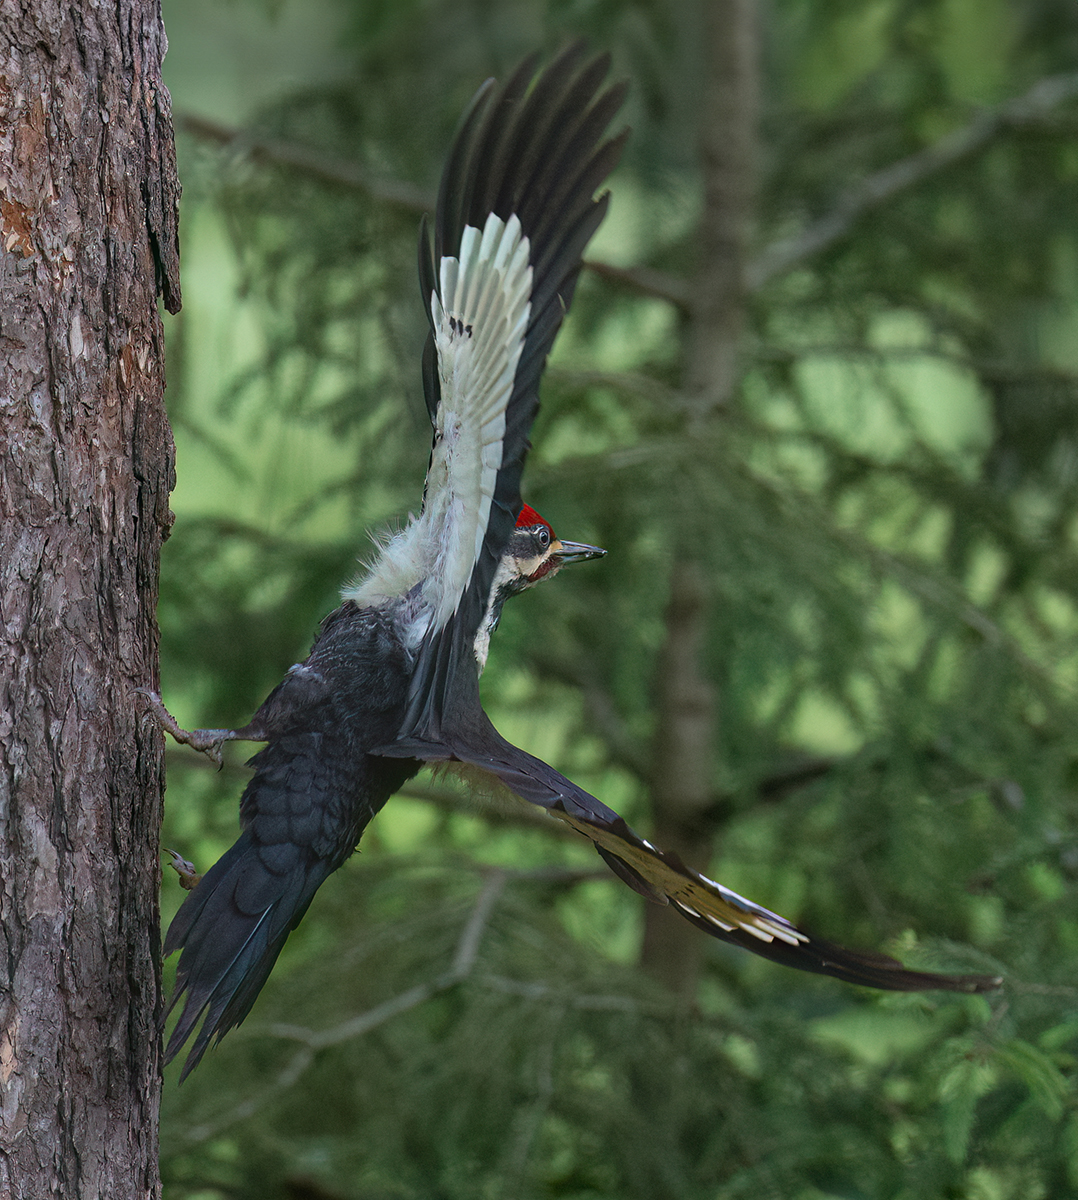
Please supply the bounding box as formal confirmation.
[163,848,201,890]
[137,689,267,768]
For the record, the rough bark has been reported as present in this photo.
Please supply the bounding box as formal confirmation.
[0,2,179,1197]
[640,0,758,989]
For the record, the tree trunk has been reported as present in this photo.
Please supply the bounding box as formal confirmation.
[683,0,758,424]
[0,2,179,1196]
[640,0,758,990]
[640,562,717,992]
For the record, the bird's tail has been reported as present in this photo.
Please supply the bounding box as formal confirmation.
[163,827,332,1080]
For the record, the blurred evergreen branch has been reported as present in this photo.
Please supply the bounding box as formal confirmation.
[751,69,1078,288]
[177,66,1078,307]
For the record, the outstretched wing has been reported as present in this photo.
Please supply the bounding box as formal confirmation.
[349,43,626,736]
[392,685,1001,994]
[419,40,626,588]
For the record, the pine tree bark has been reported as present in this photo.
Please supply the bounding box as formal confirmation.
[0,2,179,1196]
[640,0,758,990]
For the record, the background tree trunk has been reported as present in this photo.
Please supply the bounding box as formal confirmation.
[0,2,179,1196]
[640,0,759,991]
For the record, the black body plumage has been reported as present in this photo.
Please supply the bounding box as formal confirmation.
[159,44,998,1081]
[163,605,420,1073]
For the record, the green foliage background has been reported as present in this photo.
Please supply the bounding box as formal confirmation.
[157,1,1078,1196]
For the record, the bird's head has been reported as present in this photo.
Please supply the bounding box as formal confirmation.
[501,503,606,595]
[473,503,606,671]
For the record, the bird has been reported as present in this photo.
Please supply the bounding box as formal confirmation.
[149,44,1000,1080]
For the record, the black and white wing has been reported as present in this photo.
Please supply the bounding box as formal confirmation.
[347,44,626,737]
[423,704,1003,995]
[418,40,626,629]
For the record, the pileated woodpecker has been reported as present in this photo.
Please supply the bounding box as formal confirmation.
[151,44,999,1079]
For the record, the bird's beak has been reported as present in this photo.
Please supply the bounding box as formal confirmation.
[551,538,607,566]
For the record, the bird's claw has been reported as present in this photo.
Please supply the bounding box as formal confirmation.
[163,848,201,890]
[137,688,232,768]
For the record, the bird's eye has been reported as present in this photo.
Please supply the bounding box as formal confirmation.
[536,526,551,550]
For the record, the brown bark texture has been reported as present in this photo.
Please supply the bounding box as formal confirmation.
[640,0,758,990]
[683,0,757,420]
[0,1,179,1197]
[640,562,717,992]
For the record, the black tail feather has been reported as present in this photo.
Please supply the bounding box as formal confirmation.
[164,831,331,1080]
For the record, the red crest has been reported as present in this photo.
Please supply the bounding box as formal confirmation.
[516,504,555,536]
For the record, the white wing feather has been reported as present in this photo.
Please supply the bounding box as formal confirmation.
[343,213,532,641]
[554,809,811,947]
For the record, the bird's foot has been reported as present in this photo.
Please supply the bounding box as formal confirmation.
[163,848,201,890]
[137,689,236,768]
